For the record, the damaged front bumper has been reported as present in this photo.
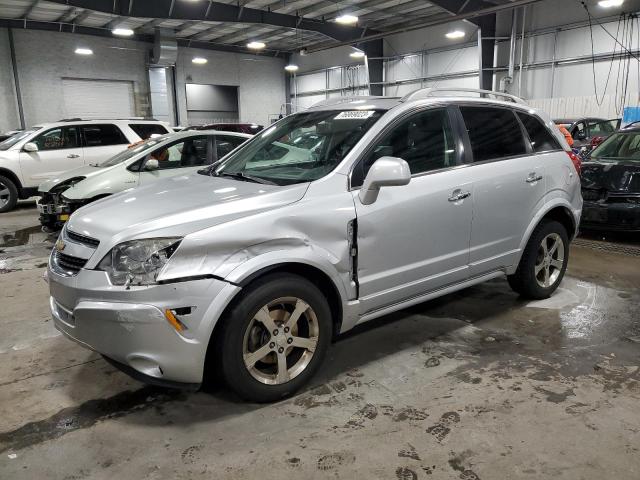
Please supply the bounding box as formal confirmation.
[48,263,241,386]
[37,193,73,230]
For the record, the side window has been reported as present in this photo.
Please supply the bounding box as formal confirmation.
[355,108,456,185]
[147,136,209,170]
[129,123,170,140]
[82,124,128,147]
[588,120,615,136]
[517,113,561,152]
[32,127,80,151]
[460,106,528,162]
[573,122,586,140]
[215,135,247,160]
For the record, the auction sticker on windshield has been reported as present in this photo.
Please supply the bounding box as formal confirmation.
[334,111,376,120]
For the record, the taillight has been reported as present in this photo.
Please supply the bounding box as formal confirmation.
[591,136,604,148]
[567,151,581,176]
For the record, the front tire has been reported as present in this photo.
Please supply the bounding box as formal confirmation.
[214,273,332,402]
[508,220,569,299]
[0,175,18,213]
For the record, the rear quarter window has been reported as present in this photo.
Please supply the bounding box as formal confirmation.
[517,113,561,152]
[460,106,528,162]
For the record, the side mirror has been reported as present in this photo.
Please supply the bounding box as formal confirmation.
[23,142,38,152]
[145,158,159,171]
[359,156,411,205]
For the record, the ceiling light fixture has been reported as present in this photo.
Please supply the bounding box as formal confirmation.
[445,30,465,39]
[112,27,134,36]
[335,14,358,25]
[247,41,266,50]
[192,57,208,64]
[598,0,624,7]
[284,64,299,72]
[75,48,93,55]
[350,50,366,58]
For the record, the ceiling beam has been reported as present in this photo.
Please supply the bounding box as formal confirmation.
[136,18,164,33]
[44,0,374,42]
[22,0,41,19]
[72,10,93,24]
[426,0,494,26]
[306,0,545,53]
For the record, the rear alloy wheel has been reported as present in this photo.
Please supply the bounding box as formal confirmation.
[215,274,332,402]
[508,220,569,299]
[0,175,19,213]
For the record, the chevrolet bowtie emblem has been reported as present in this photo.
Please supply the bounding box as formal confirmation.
[55,239,66,252]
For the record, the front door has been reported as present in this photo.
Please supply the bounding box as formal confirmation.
[19,126,83,187]
[352,108,472,315]
[139,135,211,184]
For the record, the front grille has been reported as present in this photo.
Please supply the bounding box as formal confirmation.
[54,251,88,274]
[66,230,100,248]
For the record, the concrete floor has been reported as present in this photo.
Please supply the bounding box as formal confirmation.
[1,201,639,480]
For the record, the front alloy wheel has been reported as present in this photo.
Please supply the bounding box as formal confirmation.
[243,297,319,385]
[214,274,332,402]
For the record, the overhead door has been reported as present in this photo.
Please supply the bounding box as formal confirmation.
[185,84,239,126]
[62,78,136,119]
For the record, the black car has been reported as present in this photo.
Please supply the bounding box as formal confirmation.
[581,128,640,231]
[555,117,619,149]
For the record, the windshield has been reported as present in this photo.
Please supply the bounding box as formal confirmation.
[210,110,383,185]
[591,132,640,162]
[0,129,38,151]
[98,135,171,167]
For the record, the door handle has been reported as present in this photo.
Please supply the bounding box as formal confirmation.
[67,154,80,159]
[526,172,543,183]
[448,189,471,202]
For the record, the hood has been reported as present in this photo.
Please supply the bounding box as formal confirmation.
[581,160,640,193]
[66,173,309,242]
[38,164,115,193]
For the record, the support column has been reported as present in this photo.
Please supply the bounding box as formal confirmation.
[362,39,384,96]
[476,14,496,91]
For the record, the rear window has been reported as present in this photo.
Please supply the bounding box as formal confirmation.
[129,123,169,140]
[460,106,528,162]
[517,113,561,152]
[82,124,128,147]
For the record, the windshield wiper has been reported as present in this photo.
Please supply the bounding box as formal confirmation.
[219,171,276,185]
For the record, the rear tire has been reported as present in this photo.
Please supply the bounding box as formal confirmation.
[508,220,569,300]
[0,175,18,213]
[214,273,332,402]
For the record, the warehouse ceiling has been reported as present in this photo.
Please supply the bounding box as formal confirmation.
[0,0,543,54]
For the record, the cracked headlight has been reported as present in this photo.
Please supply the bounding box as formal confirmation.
[98,238,182,286]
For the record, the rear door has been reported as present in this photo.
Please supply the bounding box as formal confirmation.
[139,135,211,184]
[18,126,83,186]
[80,124,130,166]
[459,105,547,276]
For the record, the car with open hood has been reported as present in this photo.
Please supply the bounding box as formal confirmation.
[581,126,640,231]
[47,88,582,402]
[0,118,171,213]
[37,130,251,230]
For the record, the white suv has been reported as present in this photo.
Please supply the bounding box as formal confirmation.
[0,119,171,212]
[48,89,582,402]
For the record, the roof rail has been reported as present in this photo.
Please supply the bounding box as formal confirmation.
[310,96,387,108]
[57,117,161,122]
[400,88,528,105]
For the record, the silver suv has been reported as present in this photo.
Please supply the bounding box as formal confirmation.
[47,89,582,402]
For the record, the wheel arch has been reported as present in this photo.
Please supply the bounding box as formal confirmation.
[0,167,23,195]
[514,201,577,271]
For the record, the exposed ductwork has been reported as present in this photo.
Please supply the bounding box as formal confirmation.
[151,28,177,66]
